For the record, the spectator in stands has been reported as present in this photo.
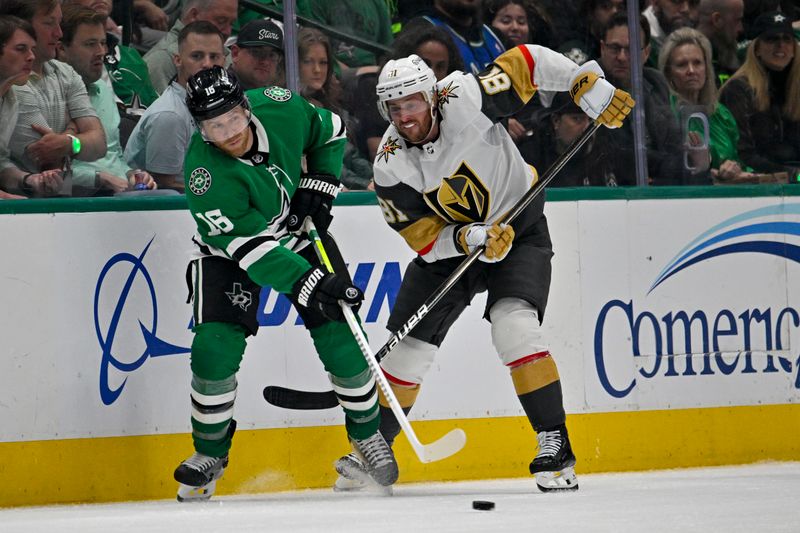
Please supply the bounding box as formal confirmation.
[305,0,393,68]
[521,91,610,186]
[719,11,800,181]
[696,0,746,85]
[742,0,800,39]
[143,0,236,93]
[557,0,626,66]
[660,27,756,181]
[65,0,159,113]
[58,5,156,195]
[2,0,106,197]
[389,25,463,84]
[0,15,62,198]
[297,27,372,190]
[125,21,225,192]
[298,27,337,109]
[597,13,709,185]
[230,19,284,90]
[403,0,506,74]
[483,0,556,49]
[484,0,556,142]
[644,0,701,66]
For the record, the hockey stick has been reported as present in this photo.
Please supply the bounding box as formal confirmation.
[263,386,339,410]
[306,221,467,463]
[264,121,602,410]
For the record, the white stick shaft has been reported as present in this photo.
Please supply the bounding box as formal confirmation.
[307,223,466,463]
[342,307,428,458]
[341,306,465,463]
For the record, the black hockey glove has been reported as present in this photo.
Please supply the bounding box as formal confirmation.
[287,173,340,235]
[293,266,364,322]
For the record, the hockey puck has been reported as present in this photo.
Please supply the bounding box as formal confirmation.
[472,500,495,511]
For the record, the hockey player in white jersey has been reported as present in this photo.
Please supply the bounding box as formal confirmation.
[334,46,634,492]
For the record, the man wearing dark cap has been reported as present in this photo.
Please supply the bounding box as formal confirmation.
[230,19,285,90]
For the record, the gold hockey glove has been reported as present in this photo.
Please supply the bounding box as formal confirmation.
[457,222,515,263]
[570,60,635,129]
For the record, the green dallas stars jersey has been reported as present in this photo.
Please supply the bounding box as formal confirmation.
[184,86,347,294]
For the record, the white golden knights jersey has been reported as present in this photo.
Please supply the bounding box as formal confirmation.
[373,45,582,262]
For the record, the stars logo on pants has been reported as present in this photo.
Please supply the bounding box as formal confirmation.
[226,282,253,311]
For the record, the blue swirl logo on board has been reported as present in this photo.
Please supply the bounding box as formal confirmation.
[95,237,190,405]
[649,203,800,293]
[593,203,800,398]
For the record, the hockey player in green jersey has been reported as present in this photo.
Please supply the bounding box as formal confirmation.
[173,66,397,501]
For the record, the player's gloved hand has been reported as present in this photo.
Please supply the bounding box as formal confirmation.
[287,173,341,235]
[457,222,515,263]
[569,60,635,129]
[293,266,364,321]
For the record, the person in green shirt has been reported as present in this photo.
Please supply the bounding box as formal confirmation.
[659,26,755,181]
[173,66,397,502]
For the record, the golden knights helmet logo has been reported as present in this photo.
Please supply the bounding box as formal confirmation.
[424,162,490,223]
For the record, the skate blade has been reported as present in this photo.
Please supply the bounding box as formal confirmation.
[334,474,367,492]
[334,459,394,495]
[333,474,393,495]
[535,466,579,493]
[177,479,218,502]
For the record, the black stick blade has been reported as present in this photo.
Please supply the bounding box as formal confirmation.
[263,386,339,410]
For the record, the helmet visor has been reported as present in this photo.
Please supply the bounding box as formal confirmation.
[199,105,252,143]
[386,97,431,120]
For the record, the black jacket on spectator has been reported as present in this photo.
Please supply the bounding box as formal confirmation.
[519,128,612,187]
[719,72,800,174]
[597,67,710,185]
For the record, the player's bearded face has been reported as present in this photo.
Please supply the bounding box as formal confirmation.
[200,105,252,154]
[387,93,434,144]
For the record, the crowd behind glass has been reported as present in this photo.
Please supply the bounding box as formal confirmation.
[0,0,797,198]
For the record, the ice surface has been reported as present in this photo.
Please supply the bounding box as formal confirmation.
[2,462,797,532]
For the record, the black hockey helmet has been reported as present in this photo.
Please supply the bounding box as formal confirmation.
[186,66,248,122]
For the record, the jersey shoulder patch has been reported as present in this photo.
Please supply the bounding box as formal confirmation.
[188,167,212,195]
[376,135,402,164]
[263,86,292,102]
[437,80,461,107]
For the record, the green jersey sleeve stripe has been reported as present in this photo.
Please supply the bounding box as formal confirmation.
[327,113,347,144]
[225,228,278,258]
[231,235,278,263]
[238,241,281,271]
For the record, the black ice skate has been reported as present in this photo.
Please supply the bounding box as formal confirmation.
[174,452,229,502]
[529,424,579,492]
[334,432,398,492]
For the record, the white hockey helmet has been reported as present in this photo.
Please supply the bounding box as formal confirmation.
[376,54,437,122]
